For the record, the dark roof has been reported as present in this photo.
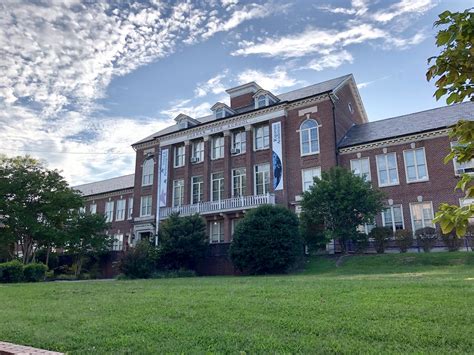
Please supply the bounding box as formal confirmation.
[133,74,353,146]
[338,101,474,148]
[73,174,135,196]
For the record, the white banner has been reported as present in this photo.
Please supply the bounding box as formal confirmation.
[272,121,283,191]
[159,149,169,207]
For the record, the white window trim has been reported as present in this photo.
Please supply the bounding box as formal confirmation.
[376,152,400,187]
[409,201,435,233]
[211,172,224,201]
[403,147,429,183]
[350,157,371,182]
[115,199,126,221]
[254,163,270,195]
[127,198,133,220]
[172,180,185,207]
[231,168,246,197]
[89,204,97,214]
[253,125,270,151]
[191,141,204,164]
[381,205,405,232]
[105,201,114,222]
[298,119,321,157]
[301,167,321,193]
[174,145,185,168]
[231,130,246,155]
[112,233,124,251]
[209,221,224,244]
[191,176,204,204]
[141,159,154,186]
[211,136,224,160]
[140,196,152,217]
[450,142,474,176]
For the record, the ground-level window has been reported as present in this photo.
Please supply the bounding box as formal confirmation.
[191,176,204,204]
[210,221,224,243]
[410,202,434,232]
[254,163,270,195]
[112,234,124,251]
[232,168,246,197]
[105,201,114,222]
[350,157,371,181]
[116,199,125,221]
[376,152,399,186]
[358,223,375,235]
[140,195,152,217]
[231,219,242,240]
[382,205,404,231]
[173,179,184,207]
[301,167,321,192]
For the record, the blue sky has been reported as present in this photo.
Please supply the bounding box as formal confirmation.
[0,0,470,185]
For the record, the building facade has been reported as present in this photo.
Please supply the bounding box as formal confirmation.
[74,74,474,251]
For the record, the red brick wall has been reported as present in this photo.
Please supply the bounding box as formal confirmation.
[230,92,254,110]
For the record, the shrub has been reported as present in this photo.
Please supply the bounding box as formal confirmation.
[118,240,156,279]
[229,205,303,274]
[369,227,392,254]
[0,260,24,283]
[415,227,438,252]
[352,232,369,253]
[23,263,48,282]
[394,230,413,253]
[442,231,462,252]
[157,213,207,271]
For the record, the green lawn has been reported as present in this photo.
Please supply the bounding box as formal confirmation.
[1,253,474,354]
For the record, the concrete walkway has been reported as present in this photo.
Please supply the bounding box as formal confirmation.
[0,341,63,354]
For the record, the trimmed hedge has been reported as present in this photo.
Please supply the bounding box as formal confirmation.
[24,263,48,282]
[0,261,48,283]
[394,230,413,253]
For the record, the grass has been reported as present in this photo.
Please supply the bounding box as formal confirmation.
[0,252,473,353]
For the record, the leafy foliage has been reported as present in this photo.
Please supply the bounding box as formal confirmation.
[0,155,84,263]
[426,8,474,236]
[300,167,385,253]
[394,230,413,253]
[0,260,24,283]
[157,213,207,271]
[415,227,438,252]
[118,240,156,279]
[370,227,392,254]
[229,205,302,274]
[441,231,463,252]
[23,263,48,282]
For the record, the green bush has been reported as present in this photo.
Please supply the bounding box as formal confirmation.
[394,230,413,253]
[370,227,392,254]
[352,232,369,253]
[151,268,197,279]
[442,231,462,252]
[0,260,24,283]
[229,205,303,274]
[119,240,156,279]
[415,227,438,252]
[23,263,48,282]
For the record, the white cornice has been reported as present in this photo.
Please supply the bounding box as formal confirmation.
[84,188,134,200]
[338,129,449,154]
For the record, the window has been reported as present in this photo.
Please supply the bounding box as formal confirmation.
[410,202,434,232]
[302,167,321,192]
[105,201,114,222]
[140,195,152,217]
[172,180,184,207]
[211,136,224,160]
[89,203,97,214]
[174,145,185,167]
[191,176,204,204]
[79,206,85,214]
[232,168,246,197]
[215,107,225,119]
[376,153,399,186]
[299,119,320,155]
[257,95,266,108]
[254,125,270,150]
[112,234,123,251]
[350,157,371,181]
[404,148,428,182]
[210,221,224,243]
[211,172,224,201]
[142,158,154,186]
[382,205,404,231]
[358,223,375,235]
[232,130,246,154]
[255,163,270,195]
[460,198,474,224]
[116,199,125,221]
[191,140,204,163]
[451,142,474,175]
[127,198,133,219]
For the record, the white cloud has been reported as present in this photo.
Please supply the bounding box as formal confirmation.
[237,67,301,93]
[160,99,214,120]
[372,0,436,23]
[194,72,228,98]
[305,50,354,71]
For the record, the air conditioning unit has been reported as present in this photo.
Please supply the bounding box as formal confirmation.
[231,148,241,155]
[190,157,200,163]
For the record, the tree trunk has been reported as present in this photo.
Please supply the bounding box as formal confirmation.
[45,246,50,268]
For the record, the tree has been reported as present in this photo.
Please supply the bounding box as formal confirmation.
[229,205,302,274]
[157,213,207,271]
[300,167,385,253]
[64,212,112,276]
[426,8,474,236]
[0,155,84,263]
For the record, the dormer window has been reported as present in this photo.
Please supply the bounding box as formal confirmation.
[253,90,279,109]
[215,107,225,119]
[257,95,266,108]
[211,102,235,120]
[174,114,198,131]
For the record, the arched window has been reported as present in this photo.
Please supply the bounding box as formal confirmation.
[300,119,319,155]
[142,158,154,186]
[257,95,266,108]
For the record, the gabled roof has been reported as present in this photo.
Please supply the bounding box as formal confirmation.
[73,174,135,196]
[338,101,474,148]
[133,74,355,146]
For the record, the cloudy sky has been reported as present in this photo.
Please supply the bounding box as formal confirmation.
[0,0,468,185]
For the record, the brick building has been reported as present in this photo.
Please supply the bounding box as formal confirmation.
[74,74,474,252]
